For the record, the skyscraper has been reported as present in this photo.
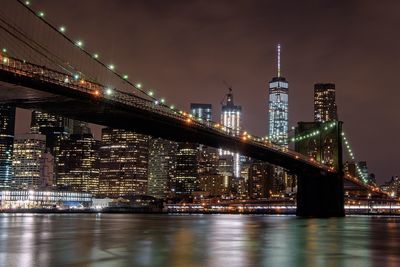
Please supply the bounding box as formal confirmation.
[248,162,274,199]
[190,103,212,123]
[0,105,15,189]
[314,83,338,122]
[172,142,198,196]
[147,138,178,199]
[12,133,46,189]
[30,111,71,182]
[99,128,149,197]
[220,88,242,177]
[268,44,289,147]
[57,133,100,194]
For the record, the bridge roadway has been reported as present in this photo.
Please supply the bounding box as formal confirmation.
[0,55,381,216]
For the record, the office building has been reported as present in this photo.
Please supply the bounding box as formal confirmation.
[12,133,46,189]
[268,44,289,147]
[190,103,212,123]
[314,83,338,122]
[40,149,54,187]
[57,133,100,194]
[0,105,15,188]
[30,111,71,181]
[99,128,149,197]
[147,138,178,199]
[171,142,198,196]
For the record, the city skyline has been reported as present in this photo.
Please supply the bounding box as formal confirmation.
[9,0,400,183]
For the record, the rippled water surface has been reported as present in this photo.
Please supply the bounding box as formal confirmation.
[0,214,399,267]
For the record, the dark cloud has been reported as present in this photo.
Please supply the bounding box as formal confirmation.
[13,0,400,183]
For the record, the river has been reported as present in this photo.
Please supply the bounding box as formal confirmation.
[0,214,399,267]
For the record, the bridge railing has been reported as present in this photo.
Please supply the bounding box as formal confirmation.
[0,54,331,172]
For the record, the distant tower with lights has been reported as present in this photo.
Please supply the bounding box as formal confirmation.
[268,44,289,147]
[220,88,242,177]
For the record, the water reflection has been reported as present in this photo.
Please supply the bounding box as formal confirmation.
[0,214,399,267]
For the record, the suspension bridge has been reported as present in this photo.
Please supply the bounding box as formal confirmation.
[0,0,386,217]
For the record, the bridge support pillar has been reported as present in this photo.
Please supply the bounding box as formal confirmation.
[296,172,345,217]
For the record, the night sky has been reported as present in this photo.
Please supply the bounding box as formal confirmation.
[13,0,400,184]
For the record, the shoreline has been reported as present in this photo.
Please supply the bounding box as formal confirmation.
[1,209,399,216]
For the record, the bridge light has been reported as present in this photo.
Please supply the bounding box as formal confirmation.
[64,77,69,83]
[73,74,79,80]
[108,64,115,70]
[38,11,45,17]
[25,1,30,5]
[123,74,128,80]
[154,100,159,105]
[136,83,142,88]
[170,105,175,109]
[59,26,66,33]
[76,40,83,47]
[2,57,9,63]
[94,90,100,96]
[105,88,113,95]
[79,79,85,85]
[2,48,6,53]
[93,53,99,59]
[148,91,154,96]
[242,136,247,141]
[186,118,192,123]
[160,98,165,104]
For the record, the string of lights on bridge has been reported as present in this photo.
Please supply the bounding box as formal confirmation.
[4,1,368,185]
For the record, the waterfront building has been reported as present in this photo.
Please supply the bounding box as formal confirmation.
[268,44,289,147]
[314,83,338,122]
[220,88,242,177]
[0,105,15,189]
[0,189,92,209]
[57,133,100,195]
[147,138,178,199]
[12,133,46,189]
[171,142,198,196]
[98,128,149,197]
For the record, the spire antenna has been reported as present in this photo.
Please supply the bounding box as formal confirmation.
[277,44,281,77]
